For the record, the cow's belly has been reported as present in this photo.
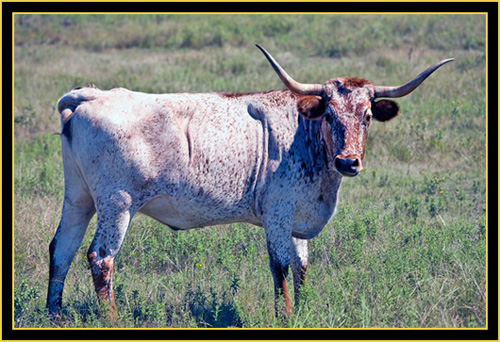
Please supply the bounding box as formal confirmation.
[138,194,262,230]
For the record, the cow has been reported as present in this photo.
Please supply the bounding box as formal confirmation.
[46,44,453,319]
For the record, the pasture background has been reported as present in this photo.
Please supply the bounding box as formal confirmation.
[13,14,486,328]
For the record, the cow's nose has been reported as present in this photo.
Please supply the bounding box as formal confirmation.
[334,156,363,177]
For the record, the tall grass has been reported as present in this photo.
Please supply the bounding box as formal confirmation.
[13,14,486,328]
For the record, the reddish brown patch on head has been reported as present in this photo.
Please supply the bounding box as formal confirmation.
[331,77,371,95]
[318,77,375,177]
[342,77,371,89]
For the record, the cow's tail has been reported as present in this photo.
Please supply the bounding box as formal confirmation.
[55,84,99,138]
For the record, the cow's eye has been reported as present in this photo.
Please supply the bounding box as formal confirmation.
[363,110,372,125]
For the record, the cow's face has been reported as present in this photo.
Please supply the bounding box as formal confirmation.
[256,44,453,177]
[297,77,399,177]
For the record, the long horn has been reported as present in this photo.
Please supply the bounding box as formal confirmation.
[256,44,324,96]
[373,58,455,98]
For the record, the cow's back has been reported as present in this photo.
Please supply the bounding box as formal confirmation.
[57,87,299,229]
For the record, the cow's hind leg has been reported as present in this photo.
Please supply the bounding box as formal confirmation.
[87,191,135,321]
[290,237,308,306]
[47,194,95,316]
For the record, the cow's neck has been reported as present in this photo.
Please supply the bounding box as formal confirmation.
[274,113,342,239]
[293,114,341,183]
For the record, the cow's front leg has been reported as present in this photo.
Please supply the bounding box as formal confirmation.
[88,192,134,321]
[291,236,308,306]
[264,220,293,316]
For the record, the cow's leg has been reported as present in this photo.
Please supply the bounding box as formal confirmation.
[264,223,293,316]
[290,236,308,306]
[47,195,95,316]
[87,191,134,321]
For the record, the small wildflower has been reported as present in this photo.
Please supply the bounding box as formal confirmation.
[196,263,202,268]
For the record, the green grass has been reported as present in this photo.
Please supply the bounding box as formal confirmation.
[13,14,486,328]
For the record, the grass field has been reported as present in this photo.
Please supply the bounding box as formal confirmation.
[13,14,487,328]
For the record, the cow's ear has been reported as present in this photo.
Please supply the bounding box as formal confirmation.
[297,96,326,120]
[372,99,400,122]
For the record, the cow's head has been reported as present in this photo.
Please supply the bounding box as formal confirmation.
[257,44,454,177]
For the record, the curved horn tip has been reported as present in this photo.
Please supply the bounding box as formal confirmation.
[441,58,455,64]
[255,44,265,52]
[374,57,456,99]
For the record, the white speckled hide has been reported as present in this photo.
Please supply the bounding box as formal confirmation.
[45,76,379,317]
[47,58,439,316]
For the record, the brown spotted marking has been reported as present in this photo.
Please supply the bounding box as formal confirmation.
[87,252,118,321]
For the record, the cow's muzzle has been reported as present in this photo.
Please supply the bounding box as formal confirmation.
[334,155,363,177]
